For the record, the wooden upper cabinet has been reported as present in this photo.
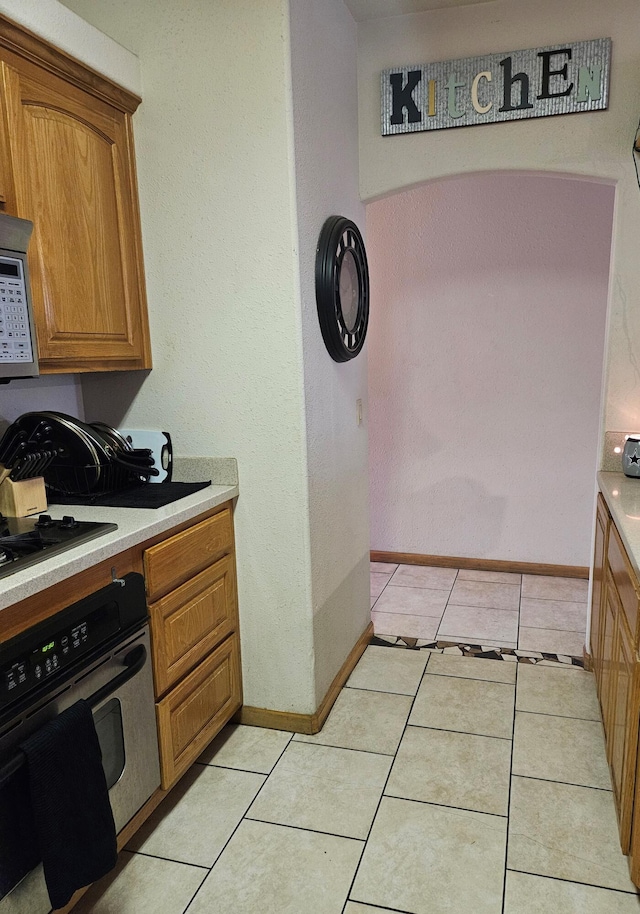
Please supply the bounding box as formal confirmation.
[0,16,151,372]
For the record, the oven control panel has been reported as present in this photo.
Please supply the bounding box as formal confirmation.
[0,603,119,712]
[0,572,146,720]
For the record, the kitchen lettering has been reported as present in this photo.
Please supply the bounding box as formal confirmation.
[381,39,611,135]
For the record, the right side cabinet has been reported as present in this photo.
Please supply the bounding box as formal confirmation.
[144,503,243,790]
[590,493,640,880]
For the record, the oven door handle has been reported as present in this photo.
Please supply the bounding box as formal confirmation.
[87,643,147,708]
[0,643,148,790]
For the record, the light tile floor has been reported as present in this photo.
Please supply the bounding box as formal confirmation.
[75,647,640,914]
[371,562,589,657]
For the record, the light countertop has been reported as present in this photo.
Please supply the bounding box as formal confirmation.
[598,471,640,578]
[0,483,238,612]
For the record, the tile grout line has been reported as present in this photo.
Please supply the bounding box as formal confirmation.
[181,731,298,914]
[179,869,210,914]
[505,866,640,897]
[287,737,398,760]
[373,609,449,619]
[341,650,432,910]
[242,814,368,843]
[381,792,508,819]
[513,772,614,793]
[123,848,211,871]
[520,594,589,605]
[293,737,398,757]
[517,572,523,650]
[444,602,522,614]
[342,894,410,914]
[514,708,602,723]
[344,683,430,697]
[425,671,519,685]
[196,726,293,775]
[519,623,588,633]
[436,568,457,641]
[501,656,519,914]
[405,721,513,741]
[386,582,460,592]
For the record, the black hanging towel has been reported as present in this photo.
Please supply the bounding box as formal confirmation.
[0,763,40,901]
[19,700,117,909]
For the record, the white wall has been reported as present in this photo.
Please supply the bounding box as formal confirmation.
[0,0,140,93]
[66,0,315,714]
[0,376,84,430]
[367,173,614,565]
[289,0,369,703]
[356,0,640,450]
[59,0,368,714]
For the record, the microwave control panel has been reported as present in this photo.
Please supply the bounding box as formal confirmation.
[0,255,33,364]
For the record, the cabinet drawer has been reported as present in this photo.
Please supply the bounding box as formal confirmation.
[608,524,640,646]
[144,507,233,602]
[150,554,238,697]
[610,613,639,854]
[591,494,609,681]
[156,633,242,789]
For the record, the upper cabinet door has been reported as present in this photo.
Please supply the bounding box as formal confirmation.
[0,19,151,373]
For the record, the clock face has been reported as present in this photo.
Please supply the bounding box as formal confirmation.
[315,216,369,362]
[339,249,360,332]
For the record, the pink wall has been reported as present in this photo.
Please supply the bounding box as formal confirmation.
[367,173,614,566]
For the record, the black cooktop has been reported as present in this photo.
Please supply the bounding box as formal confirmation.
[0,514,118,579]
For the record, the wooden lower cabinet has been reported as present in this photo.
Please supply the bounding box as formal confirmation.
[599,580,616,728]
[606,583,638,853]
[156,633,242,788]
[144,500,242,790]
[591,493,640,875]
[591,494,608,682]
[144,507,233,603]
[149,554,238,697]
[0,498,242,914]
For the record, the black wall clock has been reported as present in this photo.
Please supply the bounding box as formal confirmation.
[315,215,369,362]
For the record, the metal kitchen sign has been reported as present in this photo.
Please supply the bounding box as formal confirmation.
[381,38,611,135]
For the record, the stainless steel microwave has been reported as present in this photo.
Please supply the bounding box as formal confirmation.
[0,213,38,379]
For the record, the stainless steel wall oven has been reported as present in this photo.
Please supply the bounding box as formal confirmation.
[0,572,160,913]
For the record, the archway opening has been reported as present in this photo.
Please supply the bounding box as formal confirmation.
[366,171,615,651]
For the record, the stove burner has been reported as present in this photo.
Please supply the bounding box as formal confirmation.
[0,514,117,579]
[60,515,81,530]
[35,514,54,529]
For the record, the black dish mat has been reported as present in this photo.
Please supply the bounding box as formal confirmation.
[49,480,211,508]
